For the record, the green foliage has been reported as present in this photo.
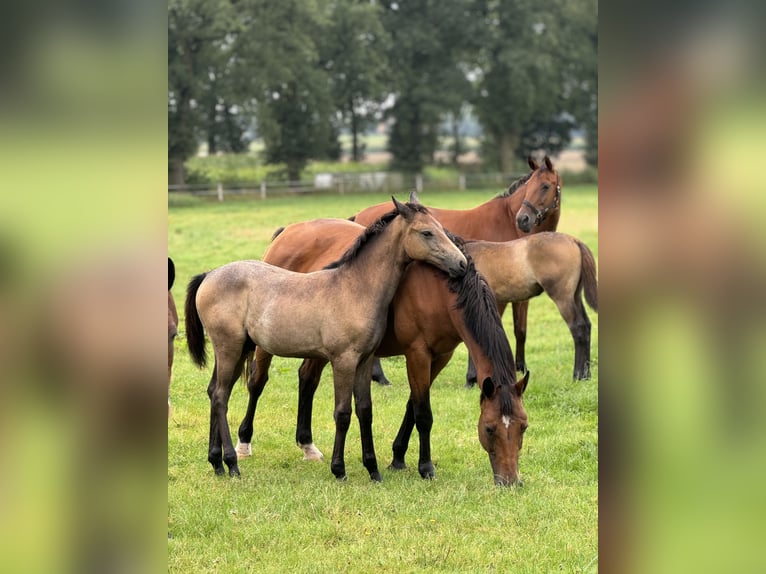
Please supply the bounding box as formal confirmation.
[381,0,480,173]
[168,187,598,571]
[321,0,391,162]
[472,0,597,172]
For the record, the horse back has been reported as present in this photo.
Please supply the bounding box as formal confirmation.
[264,218,362,272]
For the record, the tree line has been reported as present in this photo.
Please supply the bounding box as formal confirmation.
[169,0,596,184]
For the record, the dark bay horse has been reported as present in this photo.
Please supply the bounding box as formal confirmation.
[185,198,467,480]
[241,218,531,485]
[352,156,562,385]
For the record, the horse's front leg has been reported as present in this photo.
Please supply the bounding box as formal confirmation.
[353,356,381,482]
[329,357,356,481]
[296,357,329,461]
[403,349,442,480]
[511,301,528,374]
[236,346,272,458]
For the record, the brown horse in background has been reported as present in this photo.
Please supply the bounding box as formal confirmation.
[185,198,467,480]
[352,156,562,385]
[238,218,529,485]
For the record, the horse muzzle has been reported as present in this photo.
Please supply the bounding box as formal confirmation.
[494,473,523,487]
[448,259,468,278]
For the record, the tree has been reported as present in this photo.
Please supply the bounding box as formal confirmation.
[320,0,391,162]
[234,0,337,181]
[472,0,597,173]
[381,0,480,173]
[168,0,237,184]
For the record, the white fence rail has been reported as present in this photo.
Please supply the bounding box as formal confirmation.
[168,171,525,201]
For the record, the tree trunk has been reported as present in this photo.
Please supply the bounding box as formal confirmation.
[348,95,361,162]
[499,132,520,174]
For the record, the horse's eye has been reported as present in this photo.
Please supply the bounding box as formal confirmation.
[542,184,550,191]
[421,230,434,238]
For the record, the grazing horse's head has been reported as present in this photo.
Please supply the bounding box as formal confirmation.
[392,197,467,278]
[515,156,561,234]
[478,372,530,486]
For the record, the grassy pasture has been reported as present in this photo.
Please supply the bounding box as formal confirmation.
[168,186,598,572]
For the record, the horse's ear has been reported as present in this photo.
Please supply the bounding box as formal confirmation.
[516,371,530,395]
[481,377,495,398]
[392,196,413,218]
[408,190,420,204]
[544,155,553,171]
[169,257,175,290]
[528,156,539,171]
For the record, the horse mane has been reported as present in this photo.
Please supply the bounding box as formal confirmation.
[445,251,517,416]
[323,203,429,270]
[495,172,533,199]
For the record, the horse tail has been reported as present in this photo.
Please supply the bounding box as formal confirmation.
[271,227,285,241]
[577,240,598,313]
[185,272,208,368]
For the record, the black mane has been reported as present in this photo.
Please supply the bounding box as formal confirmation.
[496,172,533,199]
[445,250,517,416]
[323,203,428,270]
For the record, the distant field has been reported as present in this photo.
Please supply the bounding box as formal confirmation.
[168,186,598,572]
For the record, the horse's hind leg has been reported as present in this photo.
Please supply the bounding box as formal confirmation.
[296,358,329,461]
[236,346,273,458]
[206,364,225,475]
[211,347,249,477]
[550,290,592,380]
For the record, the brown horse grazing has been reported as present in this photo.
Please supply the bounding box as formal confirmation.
[352,156,562,385]
[240,217,531,485]
[168,258,178,418]
[185,198,467,480]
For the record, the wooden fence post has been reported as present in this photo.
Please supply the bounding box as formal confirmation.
[416,174,423,193]
[217,183,224,202]
[459,173,466,190]
[260,181,266,199]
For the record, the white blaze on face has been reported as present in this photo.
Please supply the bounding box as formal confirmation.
[502,415,511,429]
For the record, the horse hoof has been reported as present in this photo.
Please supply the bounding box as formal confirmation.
[370,471,383,482]
[516,362,527,374]
[213,466,225,476]
[374,378,392,386]
[388,460,407,471]
[300,443,324,461]
[464,381,476,389]
[335,474,348,482]
[229,467,241,478]
[235,441,252,459]
[419,464,435,480]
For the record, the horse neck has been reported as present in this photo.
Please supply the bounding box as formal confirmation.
[434,201,519,242]
[333,217,412,309]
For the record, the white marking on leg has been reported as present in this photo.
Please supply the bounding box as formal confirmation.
[502,415,511,429]
[235,441,252,459]
[300,443,324,461]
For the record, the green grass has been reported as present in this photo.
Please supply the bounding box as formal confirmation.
[168,186,598,572]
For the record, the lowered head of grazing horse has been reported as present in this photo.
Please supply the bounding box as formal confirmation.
[446,257,530,486]
[514,155,562,234]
